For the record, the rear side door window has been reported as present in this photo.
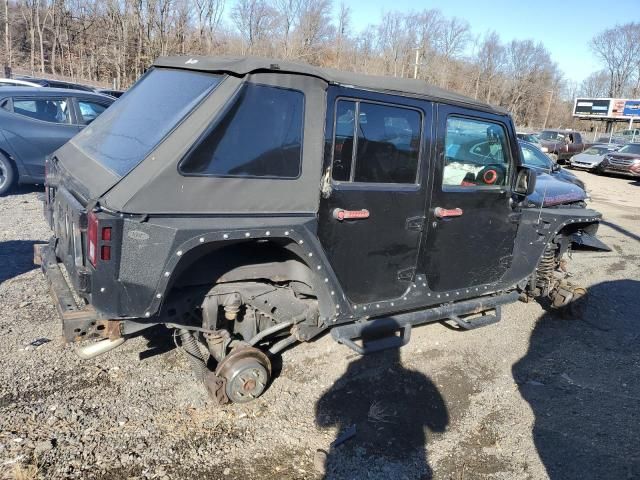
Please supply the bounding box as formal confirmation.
[180,83,304,179]
[332,99,422,184]
[77,100,109,125]
[443,117,511,188]
[12,98,71,124]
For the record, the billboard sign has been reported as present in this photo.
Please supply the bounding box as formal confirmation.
[623,100,640,117]
[574,98,640,119]
[574,98,610,117]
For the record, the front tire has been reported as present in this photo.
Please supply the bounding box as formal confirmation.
[0,153,16,196]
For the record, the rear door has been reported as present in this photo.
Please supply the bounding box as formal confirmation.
[318,88,432,305]
[420,105,519,292]
[4,96,80,178]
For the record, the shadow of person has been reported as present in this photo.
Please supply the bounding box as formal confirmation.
[0,240,45,286]
[513,279,640,479]
[315,321,448,479]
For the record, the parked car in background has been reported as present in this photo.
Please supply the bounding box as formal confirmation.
[15,76,95,92]
[0,78,41,87]
[96,89,125,98]
[596,135,626,145]
[598,143,640,177]
[0,87,114,194]
[516,132,547,152]
[518,140,585,190]
[620,129,640,142]
[569,144,619,171]
[538,129,591,164]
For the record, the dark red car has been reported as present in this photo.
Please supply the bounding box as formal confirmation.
[598,143,640,177]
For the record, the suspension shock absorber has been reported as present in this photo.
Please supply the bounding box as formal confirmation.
[535,242,558,296]
[175,329,208,382]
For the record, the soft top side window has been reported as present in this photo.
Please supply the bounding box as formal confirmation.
[180,83,304,179]
[443,116,511,188]
[331,99,422,184]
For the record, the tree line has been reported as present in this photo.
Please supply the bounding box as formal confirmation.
[1,0,639,128]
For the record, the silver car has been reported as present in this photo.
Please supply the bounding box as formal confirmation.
[569,144,619,171]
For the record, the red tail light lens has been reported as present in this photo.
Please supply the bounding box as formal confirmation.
[87,211,98,267]
[102,227,112,241]
[101,245,111,261]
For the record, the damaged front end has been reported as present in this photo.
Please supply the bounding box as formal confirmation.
[522,219,604,309]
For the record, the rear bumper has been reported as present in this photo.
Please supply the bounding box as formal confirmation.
[35,242,121,342]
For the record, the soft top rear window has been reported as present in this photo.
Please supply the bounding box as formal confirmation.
[72,68,222,177]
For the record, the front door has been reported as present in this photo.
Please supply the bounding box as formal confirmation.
[318,89,432,305]
[421,105,520,292]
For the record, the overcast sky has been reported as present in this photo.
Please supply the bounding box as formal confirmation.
[338,0,639,84]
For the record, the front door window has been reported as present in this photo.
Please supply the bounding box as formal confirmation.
[443,117,511,188]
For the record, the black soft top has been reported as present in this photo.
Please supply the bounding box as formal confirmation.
[154,55,507,115]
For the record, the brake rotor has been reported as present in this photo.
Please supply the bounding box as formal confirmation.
[214,346,271,404]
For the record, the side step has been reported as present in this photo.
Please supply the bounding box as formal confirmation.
[331,292,517,355]
[444,307,501,330]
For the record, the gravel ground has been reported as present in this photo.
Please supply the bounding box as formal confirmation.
[0,170,638,480]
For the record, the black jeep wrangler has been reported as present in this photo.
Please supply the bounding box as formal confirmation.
[37,56,603,404]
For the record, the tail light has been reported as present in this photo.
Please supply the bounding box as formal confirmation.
[88,212,113,267]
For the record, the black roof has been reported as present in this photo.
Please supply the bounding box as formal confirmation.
[154,55,508,114]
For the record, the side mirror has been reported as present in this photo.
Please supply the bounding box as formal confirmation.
[514,166,536,197]
[551,163,561,173]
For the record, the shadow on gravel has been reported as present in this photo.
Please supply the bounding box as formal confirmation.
[0,240,44,285]
[1,184,44,197]
[514,279,640,479]
[600,220,640,243]
[315,322,448,480]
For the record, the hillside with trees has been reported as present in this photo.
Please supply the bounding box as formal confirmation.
[2,1,639,128]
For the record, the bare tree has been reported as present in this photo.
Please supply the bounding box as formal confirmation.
[274,0,300,58]
[334,2,350,68]
[293,0,332,61]
[231,0,276,54]
[195,0,225,53]
[590,22,640,97]
[474,31,505,102]
[580,70,610,98]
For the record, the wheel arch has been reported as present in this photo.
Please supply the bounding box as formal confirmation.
[160,238,338,321]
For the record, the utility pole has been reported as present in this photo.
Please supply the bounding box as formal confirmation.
[542,89,554,129]
[413,48,420,79]
[4,0,9,69]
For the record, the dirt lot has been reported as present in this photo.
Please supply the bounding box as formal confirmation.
[0,170,638,480]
